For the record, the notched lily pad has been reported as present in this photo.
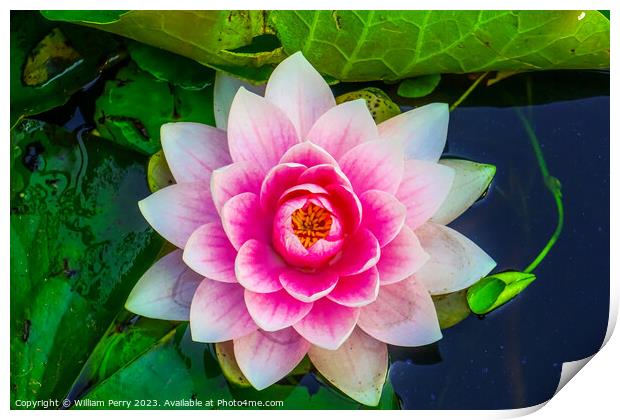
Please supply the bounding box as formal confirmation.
[94,63,215,155]
[336,87,401,124]
[397,74,442,98]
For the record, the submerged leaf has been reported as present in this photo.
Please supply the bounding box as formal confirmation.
[467,271,537,315]
[215,341,252,388]
[397,74,441,98]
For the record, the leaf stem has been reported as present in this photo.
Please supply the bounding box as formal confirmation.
[515,108,564,274]
[449,72,489,112]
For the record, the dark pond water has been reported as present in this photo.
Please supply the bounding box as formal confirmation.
[33,68,610,409]
[387,90,610,409]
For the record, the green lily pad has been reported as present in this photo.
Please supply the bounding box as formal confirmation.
[467,271,537,315]
[94,63,215,155]
[41,10,128,24]
[397,74,442,98]
[10,120,163,406]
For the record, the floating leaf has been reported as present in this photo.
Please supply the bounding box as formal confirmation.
[432,159,496,225]
[127,41,215,90]
[467,271,537,315]
[94,63,215,155]
[432,290,471,329]
[397,74,441,98]
[336,87,401,123]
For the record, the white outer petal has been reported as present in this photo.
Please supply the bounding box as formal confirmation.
[414,222,497,295]
[431,158,496,224]
[214,72,265,130]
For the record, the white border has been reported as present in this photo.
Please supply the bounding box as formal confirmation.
[3,2,617,419]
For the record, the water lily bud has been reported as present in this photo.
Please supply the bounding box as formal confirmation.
[467,271,536,315]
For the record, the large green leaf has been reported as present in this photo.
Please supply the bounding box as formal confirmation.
[271,10,609,81]
[94,63,215,155]
[10,120,163,407]
[41,11,609,83]
[10,11,122,127]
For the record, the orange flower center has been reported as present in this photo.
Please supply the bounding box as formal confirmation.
[291,202,333,249]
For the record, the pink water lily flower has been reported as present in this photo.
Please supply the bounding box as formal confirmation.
[126,52,496,405]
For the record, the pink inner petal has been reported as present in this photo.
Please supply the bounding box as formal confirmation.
[327,266,380,308]
[260,163,307,213]
[359,189,407,247]
[376,225,429,285]
[211,161,265,214]
[279,268,339,302]
[235,239,285,293]
[330,228,380,276]
[279,142,338,167]
[221,192,271,250]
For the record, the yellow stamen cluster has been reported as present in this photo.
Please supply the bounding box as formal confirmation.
[291,202,333,249]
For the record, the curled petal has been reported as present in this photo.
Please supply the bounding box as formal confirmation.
[279,268,339,303]
[279,141,338,167]
[359,190,406,247]
[376,225,429,285]
[244,289,313,331]
[396,160,454,230]
[160,122,231,183]
[323,183,362,233]
[221,192,270,250]
[327,266,379,308]
[183,223,237,283]
[308,328,388,406]
[414,222,496,294]
[260,163,307,213]
[235,240,285,293]
[331,228,380,276]
[214,71,265,130]
[339,139,404,195]
[227,88,299,172]
[125,250,202,321]
[234,328,310,390]
[294,298,360,350]
[306,99,378,160]
[378,102,449,162]
[265,51,336,139]
[211,161,265,214]
[358,276,442,346]
[431,159,496,225]
[138,182,217,248]
[190,280,257,342]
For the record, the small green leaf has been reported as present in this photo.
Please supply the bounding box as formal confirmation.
[397,74,441,98]
[41,10,128,24]
[467,271,536,315]
[336,87,401,124]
